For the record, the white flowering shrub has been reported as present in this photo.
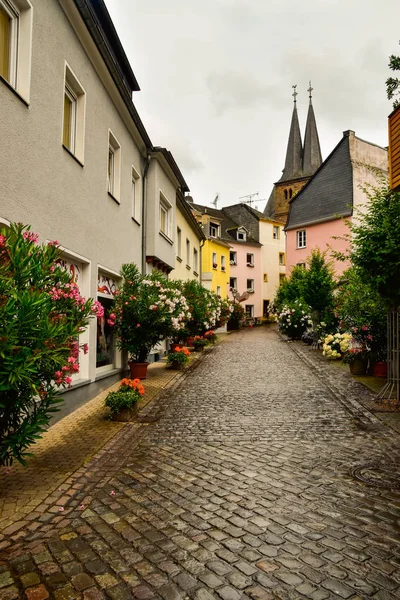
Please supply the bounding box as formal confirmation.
[278,300,312,339]
[322,332,351,359]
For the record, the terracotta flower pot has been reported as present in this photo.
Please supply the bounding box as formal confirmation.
[349,358,368,376]
[169,360,184,370]
[128,361,149,379]
[170,343,180,352]
[110,405,138,422]
[371,361,387,378]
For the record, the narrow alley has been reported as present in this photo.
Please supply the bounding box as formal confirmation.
[1,328,400,600]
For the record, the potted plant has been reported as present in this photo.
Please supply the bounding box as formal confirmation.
[105,378,145,421]
[167,346,190,370]
[343,344,370,375]
[193,336,209,352]
[204,330,217,344]
[114,265,191,379]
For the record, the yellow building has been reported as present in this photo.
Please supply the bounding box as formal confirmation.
[189,203,231,297]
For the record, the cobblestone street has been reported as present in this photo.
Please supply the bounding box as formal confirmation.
[2,327,400,600]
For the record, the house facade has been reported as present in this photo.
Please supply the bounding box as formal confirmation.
[0,0,193,412]
[285,130,388,274]
[174,194,205,282]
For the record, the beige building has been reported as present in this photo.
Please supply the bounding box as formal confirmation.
[258,219,286,314]
[0,0,191,412]
[174,195,205,282]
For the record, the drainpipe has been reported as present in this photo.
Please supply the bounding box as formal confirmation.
[199,238,206,285]
[141,154,151,275]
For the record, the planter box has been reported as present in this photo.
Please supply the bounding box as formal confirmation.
[110,405,138,422]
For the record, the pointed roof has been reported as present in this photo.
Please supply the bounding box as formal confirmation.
[302,100,322,176]
[279,105,303,182]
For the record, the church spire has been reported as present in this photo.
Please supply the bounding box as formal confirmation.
[302,81,322,177]
[279,85,303,182]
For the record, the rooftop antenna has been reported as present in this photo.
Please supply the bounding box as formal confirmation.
[239,191,259,207]
[212,193,219,208]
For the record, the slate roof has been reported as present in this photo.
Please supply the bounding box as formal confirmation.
[285,133,353,230]
[279,106,303,182]
[190,203,261,246]
[303,102,322,176]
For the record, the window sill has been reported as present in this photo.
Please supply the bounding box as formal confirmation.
[176,256,183,263]
[159,230,173,245]
[296,247,306,250]
[63,144,84,167]
[108,191,120,205]
[131,217,141,226]
[246,264,254,268]
[0,74,29,106]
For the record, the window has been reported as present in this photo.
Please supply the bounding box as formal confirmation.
[297,230,306,248]
[237,228,246,241]
[63,65,86,163]
[279,274,286,284]
[217,286,221,296]
[230,251,237,265]
[210,222,219,238]
[212,252,217,269]
[247,279,254,292]
[289,188,293,199]
[193,248,198,273]
[176,227,182,258]
[284,189,288,200]
[263,273,268,283]
[245,305,254,318]
[273,226,280,239]
[186,239,190,267]
[108,130,121,200]
[297,262,306,268]
[279,252,285,265]
[0,0,32,101]
[221,255,226,271]
[131,166,141,222]
[229,277,237,290]
[159,193,172,239]
[246,253,254,266]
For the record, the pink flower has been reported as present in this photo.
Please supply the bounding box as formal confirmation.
[82,343,89,355]
[59,507,64,512]
[0,235,6,246]
[68,356,76,364]
[110,490,116,496]
[136,324,141,327]
[48,240,59,246]
[65,376,72,385]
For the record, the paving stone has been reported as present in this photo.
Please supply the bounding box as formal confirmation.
[158,583,182,600]
[83,589,106,600]
[198,570,224,588]
[207,561,233,576]
[20,573,41,589]
[245,587,275,600]
[321,578,354,598]
[216,585,241,600]
[172,572,196,591]
[0,587,20,600]
[226,571,251,589]
[71,573,94,591]
[193,589,215,600]
[104,584,132,600]
[53,585,77,600]
[25,585,50,600]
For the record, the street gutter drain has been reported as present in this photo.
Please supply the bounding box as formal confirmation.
[349,464,400,489]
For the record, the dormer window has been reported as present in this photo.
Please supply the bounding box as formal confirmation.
[236,227,246,241]
[210,222,220,238]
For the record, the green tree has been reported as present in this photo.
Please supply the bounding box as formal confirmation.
[273,265,307,312]
[386,54,400,109]
[302,249,336,324]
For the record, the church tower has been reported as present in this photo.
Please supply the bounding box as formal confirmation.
[264,83,322,224]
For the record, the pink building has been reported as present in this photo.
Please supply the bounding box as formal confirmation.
[228,238,262,320]
[285,131,388,275]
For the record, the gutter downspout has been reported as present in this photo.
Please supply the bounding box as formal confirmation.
[141,154,151,275]
[199,238,206,285]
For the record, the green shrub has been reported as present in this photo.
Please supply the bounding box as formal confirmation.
[278,301,312,339]
[105,390,140,413]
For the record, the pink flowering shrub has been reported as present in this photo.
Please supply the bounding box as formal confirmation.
[0,223,96,466]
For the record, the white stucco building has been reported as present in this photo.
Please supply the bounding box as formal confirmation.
[0,0,194,413]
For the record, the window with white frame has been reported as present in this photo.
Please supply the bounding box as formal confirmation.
[297,230,306,248]
[108,130,121,201]
[212,252,217,268]
[279,252,285,265]
[193,248,198,273]
[63,64,86,163]
[210,222,220,238]
[186,239,190,267]
[273,225,280,239]
[237,228,246,241]
[176,227,182,258]
[131,166,141,222]
[221,255,226,271]
[0,0,32,101]
[230,251,237,265]
[229,277,237,290]
[246,253,254,266]
[217,286,221,296]
[247,279,254,292]
[159,192,172,238]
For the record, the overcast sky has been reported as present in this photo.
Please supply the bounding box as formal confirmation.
[104,0,399,213]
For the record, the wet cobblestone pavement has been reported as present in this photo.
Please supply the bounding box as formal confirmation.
[2,327,400,600]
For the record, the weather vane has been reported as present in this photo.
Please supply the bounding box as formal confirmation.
[308,80,313,101]
[292,84,298,104]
